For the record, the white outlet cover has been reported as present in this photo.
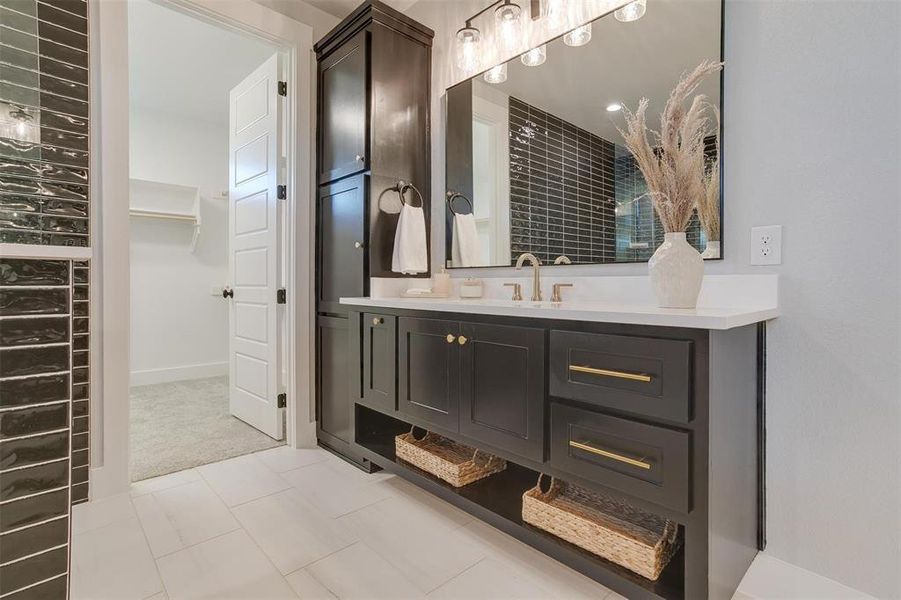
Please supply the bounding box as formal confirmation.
[751,225,782,265]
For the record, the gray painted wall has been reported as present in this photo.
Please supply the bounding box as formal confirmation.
[404,0,901,596]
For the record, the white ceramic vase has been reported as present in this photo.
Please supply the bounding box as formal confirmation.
[700,240,721,259]
[648,232,704,308]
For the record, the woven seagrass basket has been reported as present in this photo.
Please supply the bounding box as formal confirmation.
[395,428,506,487]
[522,475,681,580]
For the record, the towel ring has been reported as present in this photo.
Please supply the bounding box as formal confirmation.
[446,191,473,216]
[396,181,424,209]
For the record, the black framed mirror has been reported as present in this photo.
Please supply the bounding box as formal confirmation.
[445,0,724,268]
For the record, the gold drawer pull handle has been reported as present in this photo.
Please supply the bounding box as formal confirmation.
[569,440,652,470]
[446,334,456,344]
[458,335,468,345]
[569,365,652,383]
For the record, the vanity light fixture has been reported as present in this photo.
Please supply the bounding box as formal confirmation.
[564,23,592,47]
[606,102,623,112]
[614,0,646,23]
[483,63,508,84]
[455,24,482,72]
[495,0,523,52]
[521,44,547,67]
[542,0,565,28]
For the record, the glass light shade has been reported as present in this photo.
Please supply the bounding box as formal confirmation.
[520,44,546,67]
[455,26,481,72]
[542,0,565,28]
[564,23,592,47]
[615,0,646,22]
[483,63,508,84]
[495,1,522,52]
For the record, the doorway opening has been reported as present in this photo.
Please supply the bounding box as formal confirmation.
[126,0,288,482]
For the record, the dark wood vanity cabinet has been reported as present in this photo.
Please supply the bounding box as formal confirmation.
[318,30,369,183]
[398,317,461,432]
[314,2,432,466]
[317,176,367,314]
[349,306,763,600]
[363,313,396,412]
[314,1,433,281]
[395,317,545,461]
[459,322,545,462]
[316,316,352,452]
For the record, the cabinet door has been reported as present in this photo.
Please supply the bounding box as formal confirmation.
[318,176,366,314]
[459,322,546,461]
[317,315,352,447]
[318,30,368,183]
[398,317,460,432]
[363,313,396,412]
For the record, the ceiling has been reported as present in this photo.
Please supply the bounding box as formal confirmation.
[484,0,722,143]
[304,0,419,18]
[128,0,277,124]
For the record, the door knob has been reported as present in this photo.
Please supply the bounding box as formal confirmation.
[354,241,364,249]
[222,288,234,299]
[446,334,456,344]
[458,335,468,345]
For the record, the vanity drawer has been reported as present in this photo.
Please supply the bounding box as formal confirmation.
[549,330,693,423]
[550,403,690,513]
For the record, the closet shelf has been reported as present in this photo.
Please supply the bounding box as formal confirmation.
[129,178,203,251]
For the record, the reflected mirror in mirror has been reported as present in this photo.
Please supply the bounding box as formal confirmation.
[445,0,723,268]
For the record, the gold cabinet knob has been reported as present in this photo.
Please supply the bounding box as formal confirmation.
[458,335,468,345]
[372,317,383,325]
[354,241,364,249]
[446,334,456,343]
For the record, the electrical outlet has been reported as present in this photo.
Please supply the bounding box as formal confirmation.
[750,225,782,265]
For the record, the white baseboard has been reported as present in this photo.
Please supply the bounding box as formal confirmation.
[736,553,875,599]
[130,361,227,387]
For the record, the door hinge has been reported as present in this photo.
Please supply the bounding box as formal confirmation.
[277,185,287,200]
[277,288,286,304]
[278,81,287,96]
[277,393,286,408]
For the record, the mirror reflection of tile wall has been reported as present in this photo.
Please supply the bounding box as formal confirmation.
[445,0,723,268]
[508,97,615,266]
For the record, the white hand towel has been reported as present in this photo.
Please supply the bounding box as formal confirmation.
[391,204,428,274]
[452,212,480,267]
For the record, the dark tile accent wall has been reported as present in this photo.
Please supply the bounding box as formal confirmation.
[507,96,616,265]
[0,259,72,597]
[1,0,90,595]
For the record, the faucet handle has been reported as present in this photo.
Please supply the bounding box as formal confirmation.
[503,282,523,301]
[551,283,573,303]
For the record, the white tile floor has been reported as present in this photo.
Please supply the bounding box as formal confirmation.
[71,446,855,600]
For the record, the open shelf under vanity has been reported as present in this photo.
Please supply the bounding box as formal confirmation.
[355,405,686,600]
[338,306,762,599]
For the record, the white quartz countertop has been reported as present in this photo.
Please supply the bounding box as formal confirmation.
[339,296,777,330]
[342,274,779,330]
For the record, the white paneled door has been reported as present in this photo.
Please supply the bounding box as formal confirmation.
[227,54,284,440]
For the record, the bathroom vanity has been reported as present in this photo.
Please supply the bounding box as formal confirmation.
[338,276,776,600]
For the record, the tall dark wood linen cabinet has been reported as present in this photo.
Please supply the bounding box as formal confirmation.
[314,1,433,466]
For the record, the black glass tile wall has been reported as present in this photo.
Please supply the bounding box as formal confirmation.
[0,258,73,598]
[1,0,90,596]
[1,0,89,247]
[508,96,616,265]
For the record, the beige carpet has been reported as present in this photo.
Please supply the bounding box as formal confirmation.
[130,376,282,482]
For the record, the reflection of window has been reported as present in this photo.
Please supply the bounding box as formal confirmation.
[0,102,40,144]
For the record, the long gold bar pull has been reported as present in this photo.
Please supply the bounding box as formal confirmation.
[569,365,652,383]
[569,440,652,470]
